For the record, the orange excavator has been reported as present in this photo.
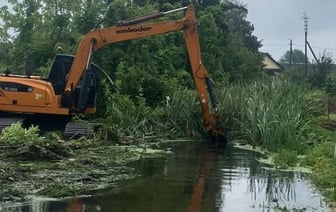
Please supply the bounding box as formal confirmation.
[0,4,224,141]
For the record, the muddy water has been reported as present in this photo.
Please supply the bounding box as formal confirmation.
[1,141,329,212]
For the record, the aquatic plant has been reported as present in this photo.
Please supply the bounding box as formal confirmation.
[272,149,298,169]
[217,80,315,152]
[160,88,203,137]
[99,87,203,142]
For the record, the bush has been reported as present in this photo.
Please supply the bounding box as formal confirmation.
[0,123,72,160]
[325,74,336,97]
[311,157,336,201]
[0,122,43,145]
[305,141,335,167]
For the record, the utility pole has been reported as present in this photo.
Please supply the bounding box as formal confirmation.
[303,11,310,76]
[289,39,293,66]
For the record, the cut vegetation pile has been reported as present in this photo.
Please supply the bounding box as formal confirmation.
[0,123,172,203]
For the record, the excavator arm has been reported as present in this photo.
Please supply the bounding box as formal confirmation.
[64,4,224,141]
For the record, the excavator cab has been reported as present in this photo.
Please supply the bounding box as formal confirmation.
[47,54,98,112]
[48,54,73,95]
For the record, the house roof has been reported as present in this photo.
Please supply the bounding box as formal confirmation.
[262,53,284,71]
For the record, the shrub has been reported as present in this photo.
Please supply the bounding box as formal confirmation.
[0,122,43,145]
[0,123,72,160]
[310,157,336,201]
[305,141,334,167]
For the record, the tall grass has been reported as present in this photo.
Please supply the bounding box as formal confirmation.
[160,88,203,137]
[217,80,315,151]
[99,88,203,142]
[100,79,316,147]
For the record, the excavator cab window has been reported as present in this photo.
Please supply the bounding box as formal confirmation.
[48,54,74,95]
[48,54,99,110]
[74,68,98,110]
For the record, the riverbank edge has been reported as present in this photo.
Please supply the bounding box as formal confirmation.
[231,141,336,211]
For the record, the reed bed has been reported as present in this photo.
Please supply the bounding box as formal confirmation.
[100,88,203,142]
[101,79,315,148]
[216,80,315,152]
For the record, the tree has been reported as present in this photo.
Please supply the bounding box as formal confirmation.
[0,42,13,70]
[279,49,309,64]
[0,0,44,72]
[309,51,334,88]
[221,1,261,52]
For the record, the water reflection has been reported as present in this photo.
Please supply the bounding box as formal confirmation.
[0,142,328,212]
[67,198,85,212]
[200,145,327,211]
[187,148,217,212]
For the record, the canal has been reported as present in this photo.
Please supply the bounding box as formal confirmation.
[1,141,329,211]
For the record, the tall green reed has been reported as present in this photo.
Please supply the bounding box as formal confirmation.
[161,88,203,137]
[99,87,203,142]
[217,80,315,152]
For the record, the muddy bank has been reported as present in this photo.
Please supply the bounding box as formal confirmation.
[0,139,172,204]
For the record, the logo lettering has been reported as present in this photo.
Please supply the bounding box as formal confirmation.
[116,26,152,34]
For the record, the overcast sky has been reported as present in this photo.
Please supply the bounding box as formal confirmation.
[240,0,336,61]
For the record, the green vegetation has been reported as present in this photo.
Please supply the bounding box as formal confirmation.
[97,84,203,143]
[217,80,314,151]
[0,122,173,201]
[0,122,43,145]
[303,123,336,201]
[0,0,335,207]
[279,49,308,64]
[272,149,298,169]
[0,123,71,160]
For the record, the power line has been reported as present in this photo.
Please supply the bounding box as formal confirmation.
[262,43,288,46]
[308,46,336,51]
[292,43,305,47]
[292,43,336,52]
[262,46,288,52]
[263,42,336,55]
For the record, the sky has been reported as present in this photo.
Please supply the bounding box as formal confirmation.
[240,0,336,61]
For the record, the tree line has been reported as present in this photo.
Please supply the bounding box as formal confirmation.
[0,0,264,106]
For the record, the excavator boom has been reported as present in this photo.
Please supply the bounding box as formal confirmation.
[63,4,224,140]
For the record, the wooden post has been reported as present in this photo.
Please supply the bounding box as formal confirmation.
[334,132,336,159]
[334,139,336,159]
